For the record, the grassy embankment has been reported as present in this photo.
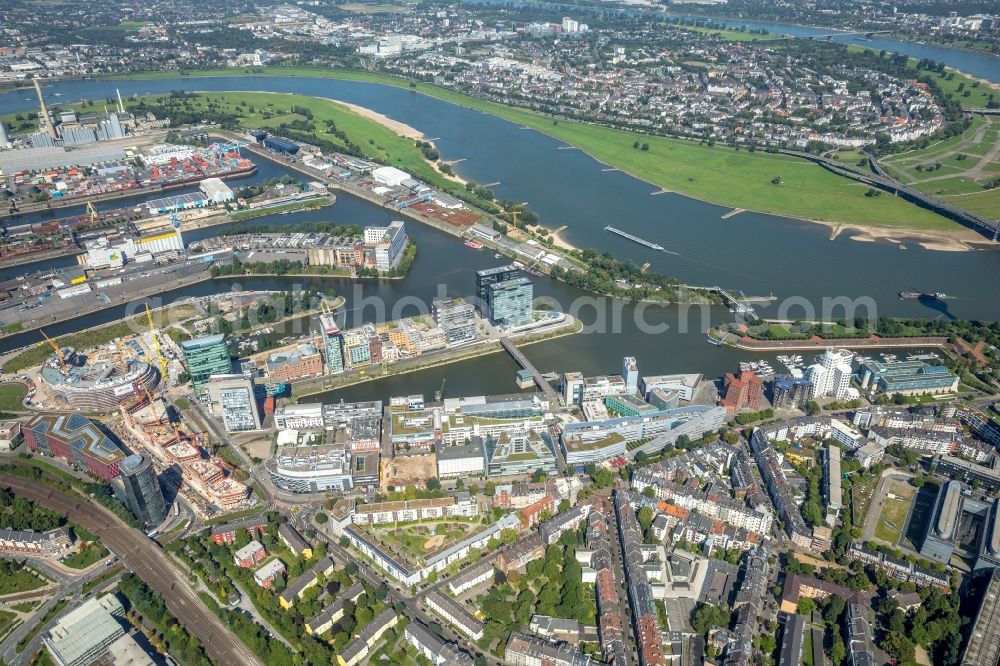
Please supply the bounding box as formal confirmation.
[691,30,1000,218]
[111,67,969,231]
[0,384,27,411]
[2,302,198,373]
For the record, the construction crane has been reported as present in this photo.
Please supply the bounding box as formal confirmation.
[144,303,168,380]
[39,329,65,369]
[86,201,99,225]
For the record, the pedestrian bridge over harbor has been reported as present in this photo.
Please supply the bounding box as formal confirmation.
[498,336,562,406]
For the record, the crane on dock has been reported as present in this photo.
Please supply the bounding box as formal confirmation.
[39,328,66,369]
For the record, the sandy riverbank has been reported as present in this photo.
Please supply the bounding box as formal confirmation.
[824,221,993,251]
[537,224,580,253]
[326,97,470,187]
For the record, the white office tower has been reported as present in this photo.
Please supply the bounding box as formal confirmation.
[806,363,828,399]
[623,357,639,396]
[807,349,854,399]
[0,122,9,149]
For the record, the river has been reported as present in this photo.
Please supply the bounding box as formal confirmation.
[0,69,995,401]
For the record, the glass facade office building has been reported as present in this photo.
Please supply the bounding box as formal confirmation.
[113,453,167,526]
[208,375,262,432]
[180,334,232,393]
[489,277,534,327]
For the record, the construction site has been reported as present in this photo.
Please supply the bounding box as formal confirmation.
[112,395,254,519]
[30,308,169,413]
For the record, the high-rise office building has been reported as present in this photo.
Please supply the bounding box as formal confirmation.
[320,314,345,374]
[207,374,262,432]
[433,297,477,344]
[623,357,639,396]
[488,277,534,327]
[112,453,167,527]
[475,265,520,313]
[180,334,232,394]
[806,348,853,400]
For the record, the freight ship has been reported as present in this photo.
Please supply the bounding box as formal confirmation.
[604,226,665,251]
[899,291,948,300]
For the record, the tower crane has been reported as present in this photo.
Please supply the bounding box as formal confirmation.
[144,303,168,380]
[39,329,65,369]
[86,201,99,225]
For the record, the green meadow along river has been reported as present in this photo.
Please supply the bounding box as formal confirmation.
[0,67,997,400]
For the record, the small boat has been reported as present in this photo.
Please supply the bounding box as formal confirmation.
[899,291,947,300]
[279,210,290,216]
[494,253,502,259]
[464,240,483,249]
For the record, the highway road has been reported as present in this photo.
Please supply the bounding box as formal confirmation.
[0,475,263,666]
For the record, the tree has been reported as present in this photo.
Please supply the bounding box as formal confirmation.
[426,477,441,491]
[805,400,821,416]
[691,603,732,636]
[771,176,783,185]
[638,506,655,533]
[315,512,328,524]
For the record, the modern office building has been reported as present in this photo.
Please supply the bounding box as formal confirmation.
[605,394,658,417]
[207,374,261,432]
[112,453,167,527]
[475,264,519,312]
[272,403,324,430]
[266,444,353,493]
[804,348,854,400]
[485,430,558,477]
[934,455,1000,494]
[433,297,477,345]
[371,221,408,271]
[320,313,345,375]
[859,359,958,396]
[920,479,962,563]
[772,375,813,409]
[622,357,639,395]
[961,568,1000,666]
[489,277,534,327]
[640,373,702,403]
[563,372,584,406]
[265,343,323,382]
[24,414,129,481]
[43,594,128,666]
[180,334,232,394]
[564,406,727,462]
[437,441,486,478]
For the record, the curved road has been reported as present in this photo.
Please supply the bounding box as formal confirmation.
[0,475,262,666]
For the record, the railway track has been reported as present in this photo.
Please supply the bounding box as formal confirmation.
[0,476,262,666]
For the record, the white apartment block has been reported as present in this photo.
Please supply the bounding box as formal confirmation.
[273,403,325,429]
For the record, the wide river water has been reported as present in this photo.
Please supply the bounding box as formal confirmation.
[0,62,996,400]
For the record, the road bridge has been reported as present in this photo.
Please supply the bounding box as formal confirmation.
[767,29,895,41]
[499,336,561,405]
[779,149,1000,241]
